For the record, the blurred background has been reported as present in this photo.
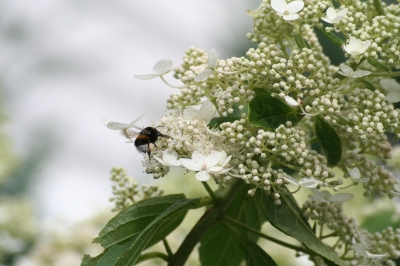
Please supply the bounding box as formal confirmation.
[0,0,260,265]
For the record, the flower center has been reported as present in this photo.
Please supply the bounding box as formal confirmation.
[284,10,290,15]
[201,163,207,170]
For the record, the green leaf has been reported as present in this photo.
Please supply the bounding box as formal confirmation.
[95,194,186,248]
[81,240,133,266]
[114,198,200,266]
[208,103,248,128]
[248,93,301,130]
[367,57,390,72]
[199,186,267,266]
[315,116,342,167]
[239,235,278,266]
[319,27,344,47]
[261,192,346,266]
[359,79,376,91]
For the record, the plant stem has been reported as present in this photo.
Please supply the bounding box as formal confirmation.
[369,71,400,77]
[168,178,245,266]
[135,252,169,264]
[163,239,173,257]
[373,0,385,15]
[222,215,313,255]
[201,181,217,202]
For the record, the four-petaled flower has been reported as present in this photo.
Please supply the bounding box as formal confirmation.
[337,64,371,78]
[282,175,320,188]
[380,79,400,103]
[343,37,371,63]
[134,59,173,80]
[194,49,220,82]
[347,167,369,183]
[321,7,348,24]
[309,189,354,203]
[352,239,386,260]
[271,0,304,21]
[179,150,232,181]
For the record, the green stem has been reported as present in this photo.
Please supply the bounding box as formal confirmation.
[163,239,173,257]
[222,215,313,255]
[168,178,245,266]
[369,71,400,78]
[135,252,169,264]
[202,181,217,202]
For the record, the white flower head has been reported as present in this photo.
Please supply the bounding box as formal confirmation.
[321,7,348,24]
[134,59,173,80]
[343,37,371,63]
[337,64,371,78]
[101,113,145,130]
[186,100,216,124]
[271,0,304,21]
[194,49,220,82]
[380,79,400,103]
[347,167,369,183]
[179,150,231,181]
[154,149,181,167]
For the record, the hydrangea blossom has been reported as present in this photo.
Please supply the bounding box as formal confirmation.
[270,0,304,21]
[343,37,371,63]
[380,79,400,103]
[337,64,371,78]
[321,7,348,24]
[134,59,173,80]
[179,150,231,181]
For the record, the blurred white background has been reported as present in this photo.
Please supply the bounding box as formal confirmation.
[1,1,260,224]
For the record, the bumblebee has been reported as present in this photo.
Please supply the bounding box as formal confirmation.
[131,127,172,159]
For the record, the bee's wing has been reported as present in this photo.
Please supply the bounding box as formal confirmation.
[122,129,139,139]
[139,128,153,135]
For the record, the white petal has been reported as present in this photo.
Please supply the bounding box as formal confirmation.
[128,113,146,128]
[321,17,333,24]
[221,155,232,167]
[352,70,371,78]
[207,49,220,68]
[329,193,354,202]
[153,155,166,165]
[331,16,345,24]
[163,149,181,166]
[179,158,202,171]
[199,100,216,122]
[337,71,351,77]
[194,69,213,82]
[380,79,400,92]
[352,243,369,258]
[196,170,211,181]
[283,13,300,20]
[133,74,159,80]
[205,151,222,168]
[281,175,299,186]
[337,8,348,17]
[217,150,227,164]
[271,0,287,13]
[325,7,336,19]
[387,92,400,103]
[347,167,360,179]
[192,151,207,165]
[208,166,223,173]
[287,1,304,13]
[153,59,173,75]
[339,64,353,75]
[359,40,371,54]
[298,178,319,188]
[285,96,299,106]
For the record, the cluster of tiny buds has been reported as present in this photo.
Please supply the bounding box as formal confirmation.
[109,167,163,211]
